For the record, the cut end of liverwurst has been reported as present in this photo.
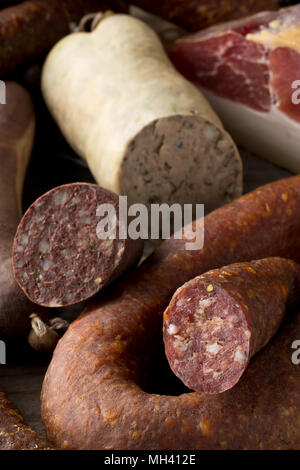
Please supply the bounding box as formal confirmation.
[120,115,242,215]
[163,279,250,394]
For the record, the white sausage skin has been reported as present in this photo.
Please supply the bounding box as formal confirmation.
[42,14,242,214]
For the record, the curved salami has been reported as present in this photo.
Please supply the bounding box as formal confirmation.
[163,257,300,394]
[41,175,300,449]
[12,183,143,307]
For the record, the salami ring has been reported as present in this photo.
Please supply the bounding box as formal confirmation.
[12,183,143,307]
[42,175,300,449]
[163,257,300,394]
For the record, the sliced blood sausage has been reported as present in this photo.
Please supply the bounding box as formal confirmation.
[0,390,53,450]
[163,257,300,394]
[41,175,300,450]
[12,183,143,307]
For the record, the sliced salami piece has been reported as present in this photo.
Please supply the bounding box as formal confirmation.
[12,183,143,307]
[163,257,300,394]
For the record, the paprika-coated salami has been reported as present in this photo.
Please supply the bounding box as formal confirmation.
[163,257,300,394]
[13,183,143,307]
[0,390,53,449]
[41,175,300,449]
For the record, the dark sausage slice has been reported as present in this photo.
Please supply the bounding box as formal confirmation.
[12,183,143,307]
[163,257,300,394]
[0,390,53,449]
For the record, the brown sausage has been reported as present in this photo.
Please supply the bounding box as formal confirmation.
[0,390,53,449]
[126,0,278,32]
[163,257,300,394]
[0,0,128,75]
[0,81,40,340]
[42,175,300,449]
[12,183,143,307]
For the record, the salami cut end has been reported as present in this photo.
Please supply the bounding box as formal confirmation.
[12,183,143,307]
[164,279,250,394]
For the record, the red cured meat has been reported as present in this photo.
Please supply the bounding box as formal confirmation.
[269,47,300,122]
[171,5,300,121]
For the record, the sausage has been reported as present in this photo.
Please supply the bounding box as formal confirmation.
[41,14,242,217]
[0,0,127,75]
[12,183,143,307]
[44,306,300,450]
[0,390,53,449]
[125,0,278,32]
[163,257,300,394]
[0,81,41,340]
[0,1,21,7]
[42,175,300,449]
[130,5,186,53]
[169,5,300,174]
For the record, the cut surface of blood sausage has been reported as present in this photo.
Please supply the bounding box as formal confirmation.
[163,257,300,394]
[12,183,143,307]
